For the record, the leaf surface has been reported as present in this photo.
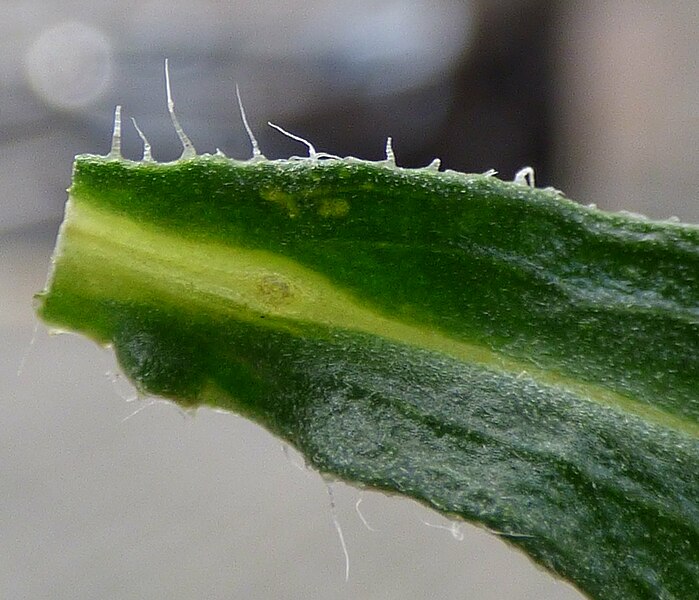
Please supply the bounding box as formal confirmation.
[37,154,699,599]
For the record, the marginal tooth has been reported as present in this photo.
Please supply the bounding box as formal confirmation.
[108,105,122,159]
[385,136,395,165]
[514,166,535,188]
[268,121,317,158]
[131,117,153,162]
[164,58,196,159]
[236,84,264,160]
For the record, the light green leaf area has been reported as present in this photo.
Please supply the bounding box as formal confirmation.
[37,154,699,599]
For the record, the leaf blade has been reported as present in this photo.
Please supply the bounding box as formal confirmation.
[37,155,699,599]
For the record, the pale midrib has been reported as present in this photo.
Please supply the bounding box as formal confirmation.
[55,195,698,438]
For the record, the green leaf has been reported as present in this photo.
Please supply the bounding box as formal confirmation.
[36,153,699,599]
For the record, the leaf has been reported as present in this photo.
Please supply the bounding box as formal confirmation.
[36,153,699,599]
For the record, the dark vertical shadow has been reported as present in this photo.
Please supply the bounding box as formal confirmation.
[414,0,561,184]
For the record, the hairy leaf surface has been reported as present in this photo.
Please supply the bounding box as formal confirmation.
[37,154,699,599]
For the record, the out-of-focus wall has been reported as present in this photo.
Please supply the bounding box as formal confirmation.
[555,0,699,221]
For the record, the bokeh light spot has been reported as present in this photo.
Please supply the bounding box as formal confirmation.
[25,21,113,110]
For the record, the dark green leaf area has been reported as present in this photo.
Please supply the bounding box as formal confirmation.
[72,157,699,422]
[90,301,699,600]
[112,310,208,400]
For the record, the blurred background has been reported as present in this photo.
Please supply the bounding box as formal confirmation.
[1,1,697,598]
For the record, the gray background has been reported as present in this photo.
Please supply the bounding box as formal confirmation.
[2,1,697,598]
